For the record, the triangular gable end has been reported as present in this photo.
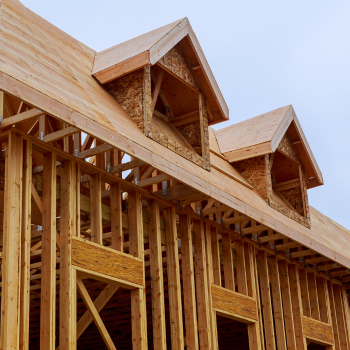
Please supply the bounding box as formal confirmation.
[92,18,228,126]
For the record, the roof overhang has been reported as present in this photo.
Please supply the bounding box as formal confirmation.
[91,18,228,125]
[217,106,324,188]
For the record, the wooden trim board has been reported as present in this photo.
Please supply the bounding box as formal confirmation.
[302,316,334,346]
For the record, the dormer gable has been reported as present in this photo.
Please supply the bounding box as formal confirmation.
[98,21,228,170]
[215,106,323,228]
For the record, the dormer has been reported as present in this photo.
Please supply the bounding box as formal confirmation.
[215,105,323,228]
[92,18,228,170]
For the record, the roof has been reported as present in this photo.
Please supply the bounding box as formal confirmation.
[215,105,323,188]
[0,0,349,269]
[92,17,228,125]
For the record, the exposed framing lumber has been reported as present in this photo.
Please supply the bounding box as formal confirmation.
[180,214,199,350]
[211,227,221,286]
[0,133,23,350]
[148,200,167,349]
[76,278,117,350]
[110,159,144,174]
[0,108,44,129]
[78,143,113,159]
[110,182,123,251]
[333,284,349,349]
[138,173,172,187]
[90,173,102,244]
[151,69,164,113]
[165,207,184,350]
[222,233,235,290]
[60,160,77,350]
[235,239,248,294]
[258,251,276,350]
[193,220,212,350]
[43,126,79,143]
[279,260,297,350]
[269,256,287,350]
[308,272,321,320]
[327,281,341,350]
[41,152,57,350]
[19,140,32,350]
[128,190,148,350]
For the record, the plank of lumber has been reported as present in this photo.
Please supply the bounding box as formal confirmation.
[327,281,341,350]
[43,126,78,143]
[0,108,44,128]
[222,215,248,225]
[165,207,184,349]
[273,178,300,192]
[153,109,169,123]
[78,143,113,159]
[278,260,297,350]
[77,278,117,350]
[211,227,221,286]
[222,233,235,290]
[258,251,276,350]
[41,152,57,350]
[180,214,199,350]
[128,190,148,350]
[241,225,269,235]
[202,203,230,216]
[154,184,198,201]
[193,220,212,349]
[110,160,144,174]
[291,249,314,258]
[110,182,123,251]
[151,69,164,113]
[169,111,199,127]
[76,284,119,339]
[19,140,32,350]
[259,233,284,244]
[148,200,167,349]
[235,239,248,294]
[138,173,171,187]
[1,133,22,350]
[90,173,102,244]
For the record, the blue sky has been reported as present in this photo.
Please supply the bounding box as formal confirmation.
[22,0,350,229]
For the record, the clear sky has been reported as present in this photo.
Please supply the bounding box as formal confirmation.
[21,0,350,229]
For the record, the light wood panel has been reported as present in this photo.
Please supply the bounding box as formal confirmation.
[72,237,143,288]
[302,316,334,346]
[212,284,258,323]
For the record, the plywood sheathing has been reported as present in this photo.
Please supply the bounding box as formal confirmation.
[158,44,200,90]
[277,133,300,163]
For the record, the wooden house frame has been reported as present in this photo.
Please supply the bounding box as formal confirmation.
[0,1,349,349]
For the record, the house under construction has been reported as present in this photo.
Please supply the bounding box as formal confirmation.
[0,1,350,349]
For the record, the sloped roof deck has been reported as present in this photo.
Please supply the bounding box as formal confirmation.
[0,0,349,272]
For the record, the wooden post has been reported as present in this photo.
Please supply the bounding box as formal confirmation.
[288,265,307,349]
[341,287,350,347]
[110,182,123,251]
[0,132,23,350]
[257,250,276,350]
[60,160,77,350]
[205,223,218,350]
[41,152,57,350]
[235,239,248,294]
[222,232,234,290]
[269,256,287,350]
[308,273,320,320]
[148,200,167,349]
[299,269,311,317]
[328,281,341,350]
[211,227,221,286]
[193,220,212,350]
[246,243,264,350]
[279,260,297,350]
[164,207,184,350]
[333,284,349,349]
[128,190,147,350]
[90,173,102,244]
[19,139,31,350]
[179,214,199,350]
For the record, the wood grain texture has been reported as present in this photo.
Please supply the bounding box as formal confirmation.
[212,284,258,323]
[302,316,334,345]
[72,237,143,288]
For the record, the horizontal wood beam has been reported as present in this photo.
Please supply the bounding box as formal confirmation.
[0,108,44,128]
[273,178,300,192]
[202,203,230,216]
[275,241,300,251]
[259,233,284,244]
[169,111,199,127]
[241,225,269,235]
[78,143,113,159]
[43,126,78,143]
[110,160,144,174]
[291,249,315,258]
[138,173,171,187]
[222,215,248,225]
[154,184,198,201]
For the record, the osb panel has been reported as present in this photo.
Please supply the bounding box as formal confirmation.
[158,43,200,90]
[212,285,258,322]
[234,156,269,203]
[277,133,300,162]
[302,316,334,345]
[301,166,311,226]
[72,237,144,287]
[106,69,144,132]
[177,121,202,155]
[202,98,211,167]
